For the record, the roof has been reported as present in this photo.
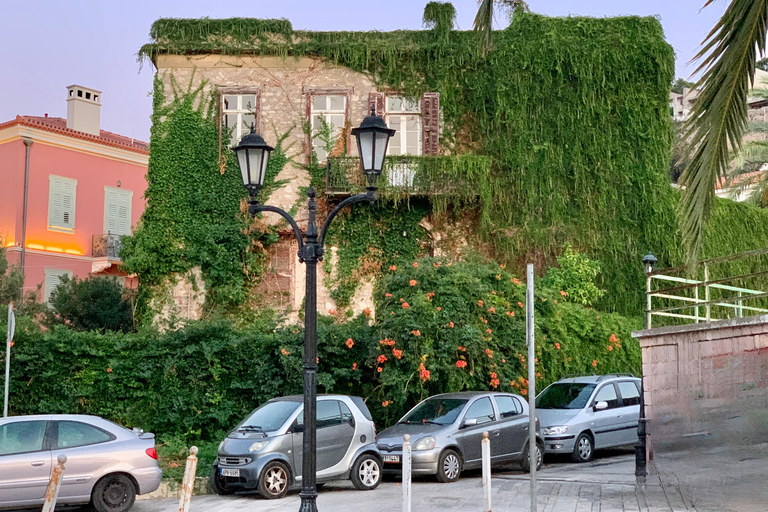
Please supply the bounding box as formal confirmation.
[0,115,149,155]
[715,170,764,191]
[556,374,638,384]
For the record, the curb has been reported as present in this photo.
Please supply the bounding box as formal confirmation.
[137,477,212,500]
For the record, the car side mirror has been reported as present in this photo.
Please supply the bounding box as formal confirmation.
[594,401,608,411]
[462,418,478,428]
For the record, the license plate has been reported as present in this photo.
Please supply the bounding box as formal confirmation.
[383,455,400,463]
[221,468,240,477]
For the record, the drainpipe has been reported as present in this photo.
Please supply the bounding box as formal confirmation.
[19,138,33,309]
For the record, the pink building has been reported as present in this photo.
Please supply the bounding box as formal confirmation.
[0,85,149,301]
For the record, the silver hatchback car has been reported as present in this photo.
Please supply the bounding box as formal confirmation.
[536,374,642,462]
[211,395,382,498]
[0,414,162,512]
[376,392,544,482]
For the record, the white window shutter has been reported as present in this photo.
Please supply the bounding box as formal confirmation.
[45,268,73,303]
[48,176,76,230]
[104,187,132,236]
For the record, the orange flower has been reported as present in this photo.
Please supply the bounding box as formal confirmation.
[389,265,397,271]
[536,372,541,377]
[418,363,430,382]
[433,262,441,267]
[437,306,442,311]
[399,297,405,302]
[512,278,521,285]
[457,346,465,351]
[377,367,383,373]
[377,354,388,363]
[382,400,391,407]
[607,345,614,351]
[477,300,484,307]
[506,311,514,317]
[553,300,558,304]
[393,349,403,359]
[9,341,14,347]
[413,262,419,268]
[352,363,358,370]
[106,368,113,373]
[502,359,506,363]
[490,378,500,389]
[410,330,421,336]
[346,338,355,348]
[500,264,506,269]
[481,317,488,323]
[592,359,598,367]
[364,308,372,317]
[609,333,619,343]
[555,343,561,350]
[410,279,417,286]
[385,293,392,297]
[426,292,435,299]
[486,328,492,334]
[281,349,290,356]
[455,360,467,368]
[488,307,496,314]
[560,290,567,297]
[485,348,494,358]
[402,302,410,308]
[449,322,454,328]
[518,301,524,308]
[391,311,394,315]
[521,389,528,395]
[511,381,519,388]
[490,372,497,379]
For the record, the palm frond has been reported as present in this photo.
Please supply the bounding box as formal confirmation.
[473,0,494,55]
[679,0,768,264]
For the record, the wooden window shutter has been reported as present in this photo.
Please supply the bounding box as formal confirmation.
[368,92,385,116]
[421,92,440,155]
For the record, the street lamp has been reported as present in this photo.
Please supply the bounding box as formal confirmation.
[642,252,658,276]
[233,111,394,512]
[636,252,657,484]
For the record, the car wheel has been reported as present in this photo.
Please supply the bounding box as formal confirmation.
[351,454,381,490]
[91,474,136,512]
[571,433,594,463]
[520,442,543,472]
[210,466,236,495]
[436,449,461,483]
[258,461,290,499]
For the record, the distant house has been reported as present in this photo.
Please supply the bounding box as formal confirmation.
[0,85,149,301]
[669,87,699,121]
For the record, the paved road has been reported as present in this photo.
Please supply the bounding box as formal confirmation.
[133,449,681,512]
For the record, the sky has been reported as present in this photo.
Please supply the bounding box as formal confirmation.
[0,0,727,143]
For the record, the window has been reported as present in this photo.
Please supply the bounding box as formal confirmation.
[310,94,347,162]
[316,400,342,429]
[104,187,133,236]
[48,175,77,231]
[0,421,47,455]
[617,382,641,407]
[56,421,114,449]
[465,397,496,424]
[45,268,73,303]
[593,384,620,410]
[387,96,422,156]
[222,93,259,148]
[495,396,522,418]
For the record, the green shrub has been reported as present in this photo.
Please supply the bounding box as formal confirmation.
[48,276,134,332]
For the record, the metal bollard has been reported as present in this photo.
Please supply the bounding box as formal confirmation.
[42,454,66,512]
[482,432,492,512]
[402,434,411,512]
[178,446,199,512]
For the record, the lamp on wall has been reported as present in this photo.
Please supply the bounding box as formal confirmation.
[232,124,274,202]
[351,106,396,187]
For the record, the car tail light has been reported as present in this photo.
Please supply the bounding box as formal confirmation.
[145,447,158,460]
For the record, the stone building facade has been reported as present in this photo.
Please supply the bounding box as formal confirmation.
[153,54,443,319]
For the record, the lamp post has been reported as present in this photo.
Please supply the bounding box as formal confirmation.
[636,252,657,483]
[233,109,395,512]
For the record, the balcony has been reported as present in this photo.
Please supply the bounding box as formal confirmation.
[92,233,123,260]
[326,155,492,199]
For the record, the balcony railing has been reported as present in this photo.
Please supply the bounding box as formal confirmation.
[92,233,123,260]
[326,155,492,198]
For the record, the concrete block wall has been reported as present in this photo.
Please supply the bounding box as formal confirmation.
[633,315,768,451]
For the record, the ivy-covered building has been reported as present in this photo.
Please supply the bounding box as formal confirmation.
[132,6,768,322]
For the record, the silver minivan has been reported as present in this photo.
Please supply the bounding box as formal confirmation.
[536,374,642,462]
[211,395,382,498]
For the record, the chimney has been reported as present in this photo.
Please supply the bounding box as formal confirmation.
[66,85,102,136]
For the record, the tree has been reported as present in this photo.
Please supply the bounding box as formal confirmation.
[757,57,768,71]
[48,276,134,332]
[671,78,696,94]
[0,243,23,305]
[725,78,768,204]
[474,0,529,55]
[679,0,768,263]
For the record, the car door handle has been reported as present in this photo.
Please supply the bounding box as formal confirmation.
[31,461,46,467]
[617,415,623,418]
[491,430,501,436]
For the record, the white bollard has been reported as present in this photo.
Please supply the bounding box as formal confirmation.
[178,446,199,512]
[482,432,492,512]
[42,454,66,512]
[402,434,412,512]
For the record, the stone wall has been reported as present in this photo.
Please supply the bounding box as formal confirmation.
[632,315,768,451]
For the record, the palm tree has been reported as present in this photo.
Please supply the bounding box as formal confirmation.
[678,0,768,263]
[473,0,529,54]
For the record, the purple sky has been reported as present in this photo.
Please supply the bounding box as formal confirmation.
[0,0,726,143]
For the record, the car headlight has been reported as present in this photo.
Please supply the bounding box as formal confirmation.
[218,441,225,451]
[543,425,568,435]
[412,436,436,451]
[248,441,269,452]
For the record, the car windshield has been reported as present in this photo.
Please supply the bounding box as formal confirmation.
[236,400,301,432]
[400,398,467,425]
[536,383,597,409]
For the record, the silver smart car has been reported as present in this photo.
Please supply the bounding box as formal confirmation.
[536,374,642,462]
[0,414,162,512]
[210,395,382,498]
[376,392,544,482]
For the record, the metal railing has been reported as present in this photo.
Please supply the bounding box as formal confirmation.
[326,155,492,197]
[92,233,122,260]
[646,248,768,328]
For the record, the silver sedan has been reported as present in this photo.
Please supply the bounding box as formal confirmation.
[0,414,162,512]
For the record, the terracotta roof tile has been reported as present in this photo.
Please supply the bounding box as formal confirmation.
[0,115,149,155]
